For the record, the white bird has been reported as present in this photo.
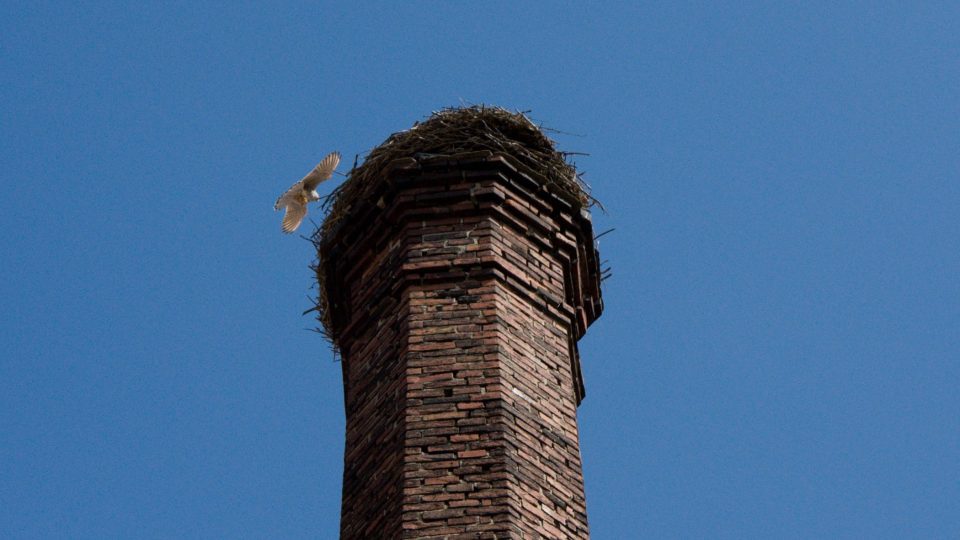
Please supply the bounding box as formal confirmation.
[274,151,341,233]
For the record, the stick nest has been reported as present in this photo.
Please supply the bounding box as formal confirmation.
[309,105,594,346]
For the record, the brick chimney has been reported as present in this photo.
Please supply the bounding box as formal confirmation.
[315,108,603,539]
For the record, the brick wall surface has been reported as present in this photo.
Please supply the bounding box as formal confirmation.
[321,153,602,539]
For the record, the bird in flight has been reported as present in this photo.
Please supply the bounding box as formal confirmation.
[274,151,341,233]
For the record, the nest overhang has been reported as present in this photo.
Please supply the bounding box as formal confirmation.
[309,106,597,345]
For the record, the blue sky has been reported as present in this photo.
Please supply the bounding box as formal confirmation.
[2,2,958,538]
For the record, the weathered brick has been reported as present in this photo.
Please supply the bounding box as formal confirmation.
[321,143,602,539]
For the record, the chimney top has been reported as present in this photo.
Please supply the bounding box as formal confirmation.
[311,106,598,343]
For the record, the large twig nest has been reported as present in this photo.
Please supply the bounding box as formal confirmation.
[309,105,594,345]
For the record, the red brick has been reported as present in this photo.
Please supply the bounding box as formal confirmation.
[320,142,602,539]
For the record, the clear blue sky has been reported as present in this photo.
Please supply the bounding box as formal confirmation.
[2,2,958,538]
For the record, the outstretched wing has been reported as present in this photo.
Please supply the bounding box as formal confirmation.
[281,201,308,233]
[300,151,341,191]
[274,180,303,211]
